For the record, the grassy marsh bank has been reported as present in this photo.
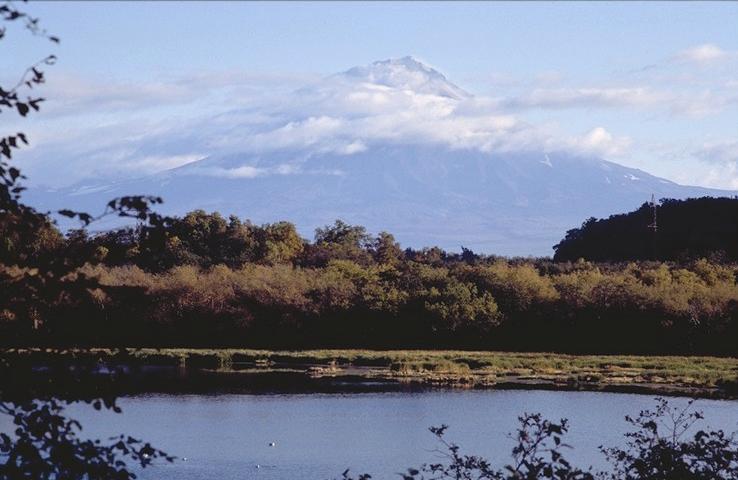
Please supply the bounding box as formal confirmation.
[4,348,738,398]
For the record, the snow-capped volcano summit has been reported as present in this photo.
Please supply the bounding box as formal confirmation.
[338,56,471,99]
[25,57,735,256]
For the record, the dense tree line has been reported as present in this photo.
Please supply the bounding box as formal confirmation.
[3,209,738,354]
[554,197,738,262]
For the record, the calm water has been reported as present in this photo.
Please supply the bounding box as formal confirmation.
[13,390,738,479]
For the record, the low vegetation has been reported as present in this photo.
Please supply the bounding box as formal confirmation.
[5,348,738,397]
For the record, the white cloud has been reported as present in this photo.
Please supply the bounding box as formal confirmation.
[195,84,631,159]
[123,154,204,172]
[199,165,264,179]
[498,85,736,117]
[675,44,728,64]
[510,87,669,109]
[534,71,564,85]
[20,69,640,186]
[658,140,738,190]
[568,127,632,157]
[669,89,737,116]
[1,70,313,122]
[340,140,367,155]
[186,162,345,179]
[684,163,738,190]
[12,60,664,186]
[694,140,738,165]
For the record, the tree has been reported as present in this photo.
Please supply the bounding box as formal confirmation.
[309,219,373,265]
[256,221,304,264]
[371,231,403,265]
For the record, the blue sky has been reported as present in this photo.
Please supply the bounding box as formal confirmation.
[3,1,738,188]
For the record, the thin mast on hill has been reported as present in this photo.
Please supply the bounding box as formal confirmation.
[648,194,658,232]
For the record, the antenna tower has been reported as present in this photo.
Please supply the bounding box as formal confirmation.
[647,194,658,232]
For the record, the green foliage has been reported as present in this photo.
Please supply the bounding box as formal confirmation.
[371,232,403,265]
[6,221,738,352]
[307,220,373,266]
[257,221,304,265]
[420,274,500,334]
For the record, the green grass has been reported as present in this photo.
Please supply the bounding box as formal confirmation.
[3,348,738,395]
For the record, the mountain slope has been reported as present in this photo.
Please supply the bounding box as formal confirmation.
[28,146,731,256]
[25,58,735,256]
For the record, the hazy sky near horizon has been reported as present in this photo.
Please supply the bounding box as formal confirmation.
[3,1,738,189]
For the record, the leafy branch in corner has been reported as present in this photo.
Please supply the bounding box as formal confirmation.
[0,2,175,479]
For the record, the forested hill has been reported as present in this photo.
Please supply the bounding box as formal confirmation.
[553,197,738,262]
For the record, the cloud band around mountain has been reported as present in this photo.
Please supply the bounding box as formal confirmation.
[5,49,736,188]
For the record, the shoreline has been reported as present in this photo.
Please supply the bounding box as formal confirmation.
[3,348,738,399]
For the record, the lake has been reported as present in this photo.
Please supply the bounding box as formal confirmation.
[53,390,738,479]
